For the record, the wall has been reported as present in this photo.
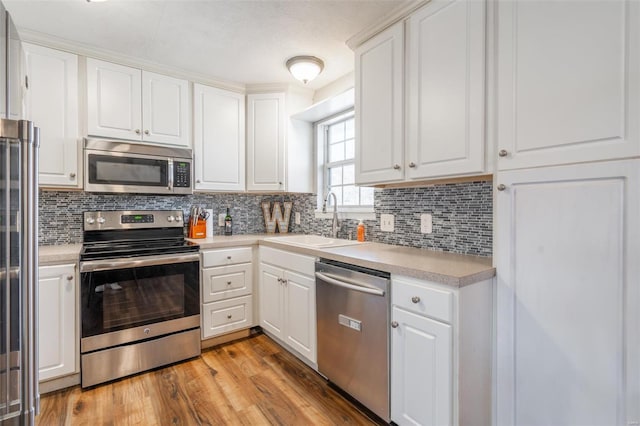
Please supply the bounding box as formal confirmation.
[40,180,492,257]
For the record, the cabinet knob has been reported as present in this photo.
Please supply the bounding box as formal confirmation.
[498,149,508,157]
[69,172,76,179]
[135,129,141,135]
[279,182,283,186]
[393,164,401,170]
[411,296,421,304]
[391,321,399,328]
[497,184,507,191]
[227,256,232,260]
[144,328,150,335]
[66,275,73,281]
[227,281,232,286]
[227,314,232,319]
[144,130,150,135]
[196,179,201,183]
[408,162,416,168]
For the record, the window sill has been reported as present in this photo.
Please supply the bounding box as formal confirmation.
[314,210,376,221]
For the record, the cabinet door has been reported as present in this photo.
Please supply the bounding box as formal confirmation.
[193,84,245,191]
[495,160,640,425]
[38,264,77,381]
[258,263,284,339]
[406,0,485,179]
[391,306,452,426]
[496,1,640,170]
[247,93,285,191]
[24,43,79,187]
[86,58,142,141]
[355,21,404,185]
[283,270,316,363]
[142,71,189,146]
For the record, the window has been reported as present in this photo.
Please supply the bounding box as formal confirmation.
[317,111,374,212]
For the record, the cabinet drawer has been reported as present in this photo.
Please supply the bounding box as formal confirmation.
[392,277,454,324]
[260,246,315,276]
[202,247,252,268]
[201,295,253,339]
[202,263,252,303]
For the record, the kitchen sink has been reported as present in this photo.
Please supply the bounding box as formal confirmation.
[264,234,364,249]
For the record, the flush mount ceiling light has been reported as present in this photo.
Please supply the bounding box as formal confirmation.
[286,56,324,84]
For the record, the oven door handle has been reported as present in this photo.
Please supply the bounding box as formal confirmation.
[80,253,199,273]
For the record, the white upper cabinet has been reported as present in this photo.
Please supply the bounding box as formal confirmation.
[24,43,79,188]
[406,0,485,179]
[193,84,245,191]
[86,58,189,147]
[355,21,404,185]
[496,0,640,170]
[355,0,487,186]
[247,93,286,191]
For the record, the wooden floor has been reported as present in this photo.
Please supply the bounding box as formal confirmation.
[36,333,378,425]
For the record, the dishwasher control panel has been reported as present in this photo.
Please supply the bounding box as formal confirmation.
[339,314,362,332]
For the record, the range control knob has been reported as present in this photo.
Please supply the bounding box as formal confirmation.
[86,217,95,225]
[96,217,106,224]
[167,215,175,223]
[175,215,182,222]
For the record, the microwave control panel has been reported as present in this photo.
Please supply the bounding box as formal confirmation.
[173,161,191,188]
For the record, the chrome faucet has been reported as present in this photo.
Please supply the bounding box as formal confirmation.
[322,191,339,238]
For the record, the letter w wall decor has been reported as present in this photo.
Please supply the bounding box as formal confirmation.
[262,202,292,233]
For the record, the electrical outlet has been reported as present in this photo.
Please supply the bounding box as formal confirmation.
[218,213,226,226]
[295,212,301,225]
[380,214,394,232]
[421,213,433,234]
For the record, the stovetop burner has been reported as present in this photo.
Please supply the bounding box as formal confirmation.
[80,210,199,261]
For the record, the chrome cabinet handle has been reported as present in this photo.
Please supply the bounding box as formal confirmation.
[277,277,282,283]
[391,321,399,328]
[69,172,76,179]
[393,164,401,170]
[144,130,150,135]
[411,296,420,304]
[498,149,508,157]
[497,184,506,191]
[408,162,416,168]
[134,129,141,135]
[66,275,73,281]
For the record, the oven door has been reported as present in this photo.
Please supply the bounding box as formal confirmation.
[85,150,171,194]
[79,253,200,353]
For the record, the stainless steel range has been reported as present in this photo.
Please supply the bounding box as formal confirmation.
[79,210,200,388]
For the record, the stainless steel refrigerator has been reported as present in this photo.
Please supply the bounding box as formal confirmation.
[0,1,40,424]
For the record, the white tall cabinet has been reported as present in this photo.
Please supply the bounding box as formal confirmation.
[24,43,79,188]
[193,84,245,191]
[86,58,189,147]
[495,160,639,425]
[38,264,77,382]
[494,2,640,424]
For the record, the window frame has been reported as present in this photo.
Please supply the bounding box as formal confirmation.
[315,109,374,218]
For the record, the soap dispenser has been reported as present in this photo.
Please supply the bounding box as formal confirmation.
[357,220,365,242]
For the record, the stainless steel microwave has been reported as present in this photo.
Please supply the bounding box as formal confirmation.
[84,138,192,194]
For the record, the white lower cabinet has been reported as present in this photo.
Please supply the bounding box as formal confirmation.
[38,263,77,381]
[259,247,316,365]
[391,275,492,426]
[200,247,254,339]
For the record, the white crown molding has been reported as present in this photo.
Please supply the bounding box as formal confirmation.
[345,0,429,50]
[19,28,247,93]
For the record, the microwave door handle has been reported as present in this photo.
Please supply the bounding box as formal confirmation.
[167,158,174,191]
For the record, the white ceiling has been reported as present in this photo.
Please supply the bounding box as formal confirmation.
[4,0,407,91]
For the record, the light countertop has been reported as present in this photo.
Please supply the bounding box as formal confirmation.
[40,234,495,287]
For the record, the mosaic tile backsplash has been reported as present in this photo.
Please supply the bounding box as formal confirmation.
[39,180,492,256]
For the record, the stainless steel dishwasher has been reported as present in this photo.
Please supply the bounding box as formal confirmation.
[315,259,391,422]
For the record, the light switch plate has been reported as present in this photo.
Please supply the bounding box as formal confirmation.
[381,214,394,232]
[218,213,225,227]
[295,212,301,225]
[421,213,433,234]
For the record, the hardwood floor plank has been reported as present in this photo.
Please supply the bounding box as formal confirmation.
[36,332,377,426]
